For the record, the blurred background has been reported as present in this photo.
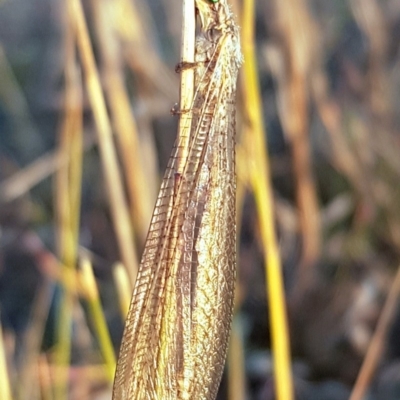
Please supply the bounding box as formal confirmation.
[1,0,400,399]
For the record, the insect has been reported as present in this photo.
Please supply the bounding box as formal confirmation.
[112,1,242,399]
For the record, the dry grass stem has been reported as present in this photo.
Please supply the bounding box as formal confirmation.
[70,0,139,285]
[176,0,195,173]
[53,9,83,397]
[271,0,321,272]
[112,262,132,318]
[0,133,97,204]
[90,0,154,245]
[117,0,178,101]
[18,279,54,400]
[349,266,400,400]
[80,256,116,381]
[242,0,294,398]
[0,151,66,203]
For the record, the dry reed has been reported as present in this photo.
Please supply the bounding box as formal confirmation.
[241,0,294,398]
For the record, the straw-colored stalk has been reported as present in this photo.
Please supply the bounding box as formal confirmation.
[176,0,195,170]
[272,0,320,273]
[241,0,294,399]
[53,6,83,397]
[90,0,154,245]
[79,256,116,382]
[113,262,132,318]
[349,266,400,400]
[70,0,139,286]
[18,278,54,400]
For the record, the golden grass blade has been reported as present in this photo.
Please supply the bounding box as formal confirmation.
[70,0,139,285]
[80,256,116,382]
[53,288,74,400]
[89,0,154,245]
[113,262,133,319]
[53,9,83,398]
[241,0,294,399]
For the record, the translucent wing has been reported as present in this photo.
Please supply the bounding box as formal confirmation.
[112,5,241,400]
